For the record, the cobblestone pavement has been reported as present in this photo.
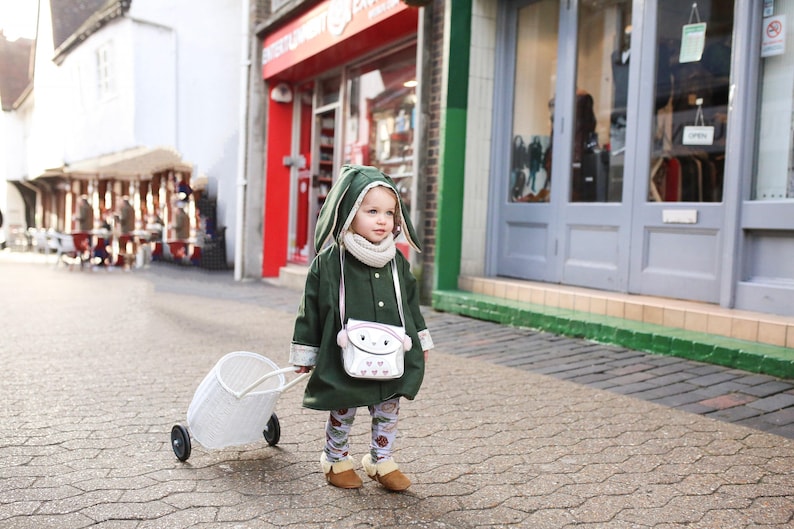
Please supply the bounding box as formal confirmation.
[420,314,794,440]
[1,253,793,528]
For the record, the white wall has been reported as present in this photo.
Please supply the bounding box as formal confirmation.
[128,0,243,263]
[0,102,29,244]
[61,19,138,161]
[132,21,176,147]
[25,1,69,179]
[460,0,497,277]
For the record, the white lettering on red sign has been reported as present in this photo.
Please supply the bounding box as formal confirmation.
[262,0,402,67]
[328,0,353,36]
[262,12,330,65]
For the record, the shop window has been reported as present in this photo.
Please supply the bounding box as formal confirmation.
[754,1,794,200]
[344,45,417,211]
[509,0,558,203]
[649,1,733,203]
[571,0,631,203]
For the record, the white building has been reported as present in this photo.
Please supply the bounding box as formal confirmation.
[2,0,252,270]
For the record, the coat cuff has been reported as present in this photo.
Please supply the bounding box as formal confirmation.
[418,329,434,351]
[289,343,319,366]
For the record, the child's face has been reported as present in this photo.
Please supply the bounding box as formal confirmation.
[350,186,397,245]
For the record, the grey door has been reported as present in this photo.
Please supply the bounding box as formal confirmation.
[627,0,734,303]
[490,0,561,282]
[492,0,734,304]
[492,0,633,292]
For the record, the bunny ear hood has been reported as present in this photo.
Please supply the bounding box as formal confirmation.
[313,164,421,253]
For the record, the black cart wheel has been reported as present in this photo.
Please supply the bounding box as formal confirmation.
[263,413,281,446]
[171,424,192,461]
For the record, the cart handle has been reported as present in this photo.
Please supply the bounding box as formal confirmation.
[234,366,310,399]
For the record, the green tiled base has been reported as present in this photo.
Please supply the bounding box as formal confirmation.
[432,290,794,379]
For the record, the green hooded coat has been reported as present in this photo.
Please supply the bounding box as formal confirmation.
[290,165,429,410]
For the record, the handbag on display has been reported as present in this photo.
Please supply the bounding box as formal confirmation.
[337,250,410,380]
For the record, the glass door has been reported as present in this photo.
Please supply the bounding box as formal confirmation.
[627,0,734,303]
[556,0,634,291]
[492,0,634,291]
[491,0,561,281]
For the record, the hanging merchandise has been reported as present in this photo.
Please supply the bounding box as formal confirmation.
[679,3,707,63]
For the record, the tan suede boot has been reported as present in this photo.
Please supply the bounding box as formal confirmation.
[320,453,363,489]
[361,454,411,491]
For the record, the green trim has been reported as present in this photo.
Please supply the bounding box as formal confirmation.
[433,289,794,379]
[434,0,472,291]
[446,0,472,110]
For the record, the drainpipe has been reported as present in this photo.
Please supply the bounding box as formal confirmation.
[234,0,251,281]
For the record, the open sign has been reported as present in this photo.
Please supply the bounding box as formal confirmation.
[682,125,714,146]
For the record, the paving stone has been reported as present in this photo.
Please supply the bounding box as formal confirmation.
[698,393,758,410]
[743,381,794,398]
[687,371,743,387]
[749,394,794,412]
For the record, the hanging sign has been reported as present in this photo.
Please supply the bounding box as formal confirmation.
[683,98,714,146]
[679,3,706,64]
[761,15,786,58]
[679,23,707,63]
[682,126,714,145]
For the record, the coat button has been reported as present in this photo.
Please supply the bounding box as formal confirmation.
[378,301,384,307]
[375,273,380,278]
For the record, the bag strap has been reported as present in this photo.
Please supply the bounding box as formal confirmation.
[339,248,404,328]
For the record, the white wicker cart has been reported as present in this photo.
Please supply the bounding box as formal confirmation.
[171,351,309,461]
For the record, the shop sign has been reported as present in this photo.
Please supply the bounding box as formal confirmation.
[262,0,408,78]
[761,15,786,58]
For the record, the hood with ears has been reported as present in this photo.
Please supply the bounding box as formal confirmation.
[314,164,421,253]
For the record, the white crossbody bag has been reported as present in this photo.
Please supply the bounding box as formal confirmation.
[337,250,409,380]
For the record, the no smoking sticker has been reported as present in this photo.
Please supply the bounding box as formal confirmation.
[762,15,786,57]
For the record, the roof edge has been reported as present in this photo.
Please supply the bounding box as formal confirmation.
[52,0,131,65]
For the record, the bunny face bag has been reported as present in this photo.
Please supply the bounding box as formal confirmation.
[340,319,406,379]
[337,252,411,380]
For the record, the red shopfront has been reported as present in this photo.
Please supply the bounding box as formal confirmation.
[261,0,420,277]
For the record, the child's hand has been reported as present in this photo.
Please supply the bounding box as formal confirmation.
[294,365,313,374]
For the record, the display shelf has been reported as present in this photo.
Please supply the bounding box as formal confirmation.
[314,109,336,209]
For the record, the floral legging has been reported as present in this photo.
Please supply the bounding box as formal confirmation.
[325,397,400,463]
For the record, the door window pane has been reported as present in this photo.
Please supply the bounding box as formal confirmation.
[571,0,631,202]
[649,0,733,202]
[754,1,794,200]
[509,0,558,203]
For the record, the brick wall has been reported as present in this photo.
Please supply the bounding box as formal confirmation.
[418,0,444,303]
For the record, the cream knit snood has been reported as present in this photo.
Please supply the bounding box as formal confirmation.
[342,231,396,268]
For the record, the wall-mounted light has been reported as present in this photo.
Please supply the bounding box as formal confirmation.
[403,80,418,88]
[270,83,293,103]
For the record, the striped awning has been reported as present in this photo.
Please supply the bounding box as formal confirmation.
[64,146,192,179]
